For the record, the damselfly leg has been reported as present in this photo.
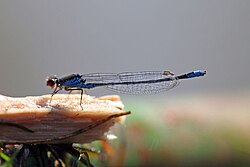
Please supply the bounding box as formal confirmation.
[65,87,86,110]
[50,86,63,103]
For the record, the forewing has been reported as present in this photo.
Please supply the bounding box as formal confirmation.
[82,71,179,94]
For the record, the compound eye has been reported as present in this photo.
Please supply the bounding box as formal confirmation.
[46,76,58,88]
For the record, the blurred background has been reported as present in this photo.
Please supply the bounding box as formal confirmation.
[0,0,250,166]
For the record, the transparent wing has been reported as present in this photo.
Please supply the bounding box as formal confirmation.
[82,71,172,83]
[108,71,179,94]
[81,71,180,94]
[106,79,179,94]
[82,73,120,83]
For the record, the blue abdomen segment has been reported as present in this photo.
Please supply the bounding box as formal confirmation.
[82,83,97,89]
[187,70,206,78]
[176,70,206,80]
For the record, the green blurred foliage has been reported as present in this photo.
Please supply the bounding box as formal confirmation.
[116,94,250,166]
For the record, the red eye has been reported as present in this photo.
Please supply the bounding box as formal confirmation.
[46,76,58,88]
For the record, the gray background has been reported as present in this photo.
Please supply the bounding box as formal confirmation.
[0,1,249,97]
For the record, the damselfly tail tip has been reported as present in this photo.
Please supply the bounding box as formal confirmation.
[194,70,206,77]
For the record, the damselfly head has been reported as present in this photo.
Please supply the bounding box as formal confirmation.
[46,75,58,88]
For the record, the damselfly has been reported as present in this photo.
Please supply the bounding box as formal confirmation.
[46,70,206,107]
